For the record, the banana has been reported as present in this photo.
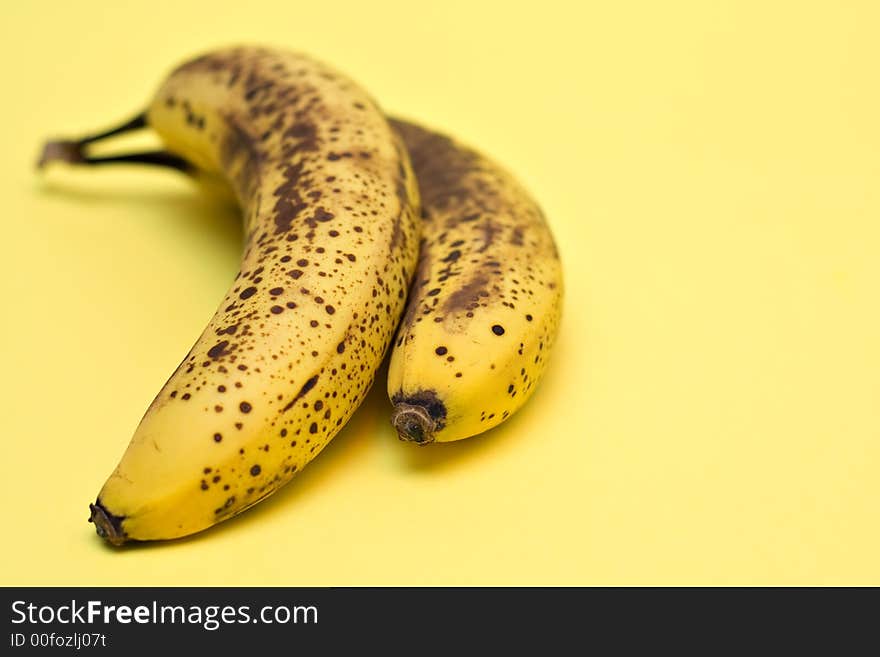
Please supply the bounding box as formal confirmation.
[40,47,420,543]
[387,120,562,443]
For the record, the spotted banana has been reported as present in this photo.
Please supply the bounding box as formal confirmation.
[40,46,420,543]
[387,120,562,444]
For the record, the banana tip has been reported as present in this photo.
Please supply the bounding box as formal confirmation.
[88,500,128,546]
[391,403,436,445]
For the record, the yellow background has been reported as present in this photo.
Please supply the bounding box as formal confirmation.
[1,0,878,585]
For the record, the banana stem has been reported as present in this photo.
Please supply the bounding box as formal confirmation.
[37,112,191,173]
[40,149,192,171]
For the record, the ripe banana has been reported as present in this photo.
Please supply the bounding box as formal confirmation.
[387,120,562,443]
[40,47,420,543]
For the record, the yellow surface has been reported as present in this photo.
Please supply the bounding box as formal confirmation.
[1,0,879,585]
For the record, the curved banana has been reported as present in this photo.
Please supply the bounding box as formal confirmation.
[41,47,420,543]
[387,120,562,443]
